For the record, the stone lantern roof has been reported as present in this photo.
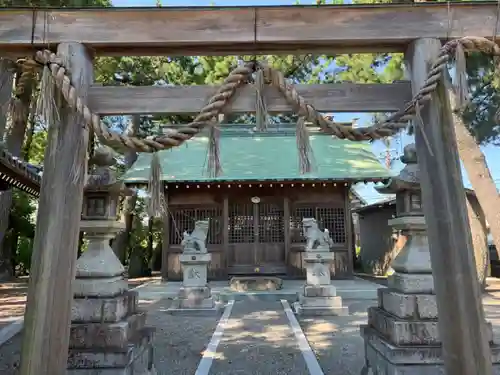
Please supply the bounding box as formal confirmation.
[375,143,420,194]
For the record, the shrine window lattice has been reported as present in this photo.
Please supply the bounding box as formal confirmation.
[290,206,346,244]
[258,202,285,243]
[228,203,254,243]
[228,202,285,244]
[169,206,222,245]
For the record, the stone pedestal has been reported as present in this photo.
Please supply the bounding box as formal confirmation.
[360,216,500,374]
[68,219,156,375]
[294,250,348,316]
[167,252,220,315]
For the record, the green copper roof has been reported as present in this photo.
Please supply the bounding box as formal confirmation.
[123,126,393,183]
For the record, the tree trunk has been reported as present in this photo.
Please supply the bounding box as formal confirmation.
[466,194,489,287]
[0,69,34,280]
[447,85,500,277]
[146,216,154,275]
[112,115,140,263]
[22,110,36,160]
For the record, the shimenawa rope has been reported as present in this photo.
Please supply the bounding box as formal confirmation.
[21,36,499,153]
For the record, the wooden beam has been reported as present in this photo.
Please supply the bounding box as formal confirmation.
[19,43,92,375]
[88,82,411,115]
[1,3,500,56]
[406,39,492,375]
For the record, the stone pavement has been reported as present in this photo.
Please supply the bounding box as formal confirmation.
[206,300,312,375]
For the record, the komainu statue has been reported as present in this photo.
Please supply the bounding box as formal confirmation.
[302,217,333,251]
[181,220,210,253]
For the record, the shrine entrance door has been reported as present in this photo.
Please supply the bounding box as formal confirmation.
[227,197,286,275]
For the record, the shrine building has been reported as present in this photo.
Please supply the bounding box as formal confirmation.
[123,123,392,280]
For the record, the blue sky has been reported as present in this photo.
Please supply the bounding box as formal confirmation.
[111,0,500,204]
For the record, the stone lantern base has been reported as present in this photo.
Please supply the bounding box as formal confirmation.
[360,216,500,374]
[67,220,156,375]
[360,288,500,374]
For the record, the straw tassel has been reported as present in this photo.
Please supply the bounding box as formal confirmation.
[454,43,468,108]
[36,65,60,129]
[147,152,164,218]
[296,116,315,174]
[205,120,223,178]
[255,68,269,132]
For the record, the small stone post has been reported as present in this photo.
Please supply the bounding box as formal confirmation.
[68,147,156,375]
[293,218,348,316]
[167,219,220,315]
[360,144,500,374]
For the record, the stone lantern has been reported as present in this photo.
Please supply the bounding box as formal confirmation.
[376,143,431,280]
[359,143,497,374]
[68,147,156,375]
[74,147,134,297]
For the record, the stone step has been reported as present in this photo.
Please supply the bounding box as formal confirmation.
[217,291,298,303]
[378,288,438,319]
[368,307,494,346]
[303,284,337,297]
[69,312,147,351]
[164,300,224,316]
[293,301,349,316]
[229,276,283,292]
[298,295,344,308]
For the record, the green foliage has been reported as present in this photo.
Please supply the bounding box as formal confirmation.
[11,0,498,278]
[462,53,500,145]
[9,190,36,274]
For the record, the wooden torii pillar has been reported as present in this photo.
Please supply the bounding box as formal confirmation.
[406,38,492,374]
[19,43,93,375]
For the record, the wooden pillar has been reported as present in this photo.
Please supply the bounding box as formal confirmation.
[222,195,229,272]
[344,185,354,277]
[19,43,93,375]
[253,202,259,266]
[283,196,290,273]
[161,189,169,282]
[405,38,492,375]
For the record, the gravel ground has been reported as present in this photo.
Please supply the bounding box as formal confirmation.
[147,298,221,375]
[209,300,309,375]
[298,299,377,375]
[1,286,500,375]
[0,276,158,330]
[0,281,28,328]
[0,330,21,375]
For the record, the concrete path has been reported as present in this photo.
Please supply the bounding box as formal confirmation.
[205,300,316,375]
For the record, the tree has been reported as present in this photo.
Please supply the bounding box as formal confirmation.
[0,0,112,279]
[328,0,499,285]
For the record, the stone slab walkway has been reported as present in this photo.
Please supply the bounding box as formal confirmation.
[207,300,311,375]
